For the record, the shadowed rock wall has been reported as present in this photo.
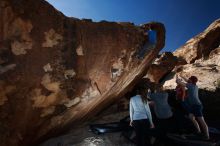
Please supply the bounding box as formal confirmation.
[0,0,165,145]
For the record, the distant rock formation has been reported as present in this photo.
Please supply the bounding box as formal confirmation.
[163,19,220,91]
[174,19,220,63]
[0,0,165,145]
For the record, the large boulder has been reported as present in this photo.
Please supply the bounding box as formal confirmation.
[0,0,165,145]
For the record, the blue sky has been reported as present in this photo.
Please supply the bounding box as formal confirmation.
[46,0,220,52]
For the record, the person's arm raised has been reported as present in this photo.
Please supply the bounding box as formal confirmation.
[176,77,186,87]
[179,73,188,82]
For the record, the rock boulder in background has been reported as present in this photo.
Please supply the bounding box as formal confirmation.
[174,19,220,63]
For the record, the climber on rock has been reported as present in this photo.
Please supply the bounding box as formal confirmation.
[137,25,157,59]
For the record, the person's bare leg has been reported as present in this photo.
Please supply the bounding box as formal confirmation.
[197,116,209,139]
[189,114,201,133]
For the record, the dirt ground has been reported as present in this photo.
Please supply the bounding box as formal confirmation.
[40,104,135,146]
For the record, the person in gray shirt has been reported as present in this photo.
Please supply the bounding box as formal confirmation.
[147,84,173,144]
[148,87,173,119]
[176,74,209,140]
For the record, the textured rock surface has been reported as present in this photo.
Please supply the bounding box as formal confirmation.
[0,0,165,145]
[145,52,185,83]
[163,57,220,91]
[174,19,220,63]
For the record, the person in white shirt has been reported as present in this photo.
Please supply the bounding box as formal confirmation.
[130,86,154,146]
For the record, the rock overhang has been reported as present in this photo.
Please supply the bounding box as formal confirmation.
[0,0,166,145]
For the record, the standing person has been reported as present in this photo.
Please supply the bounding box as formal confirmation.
[130,86,154,146]
[176,75,209,140]
[147,84,173,144]
[175,77,192,135]
[176,81,186,101]
[175,77,190,113]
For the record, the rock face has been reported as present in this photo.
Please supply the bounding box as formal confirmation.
[145,52,185,83]
[174,19,220,63]
[163,56,220,91]
[0,0,165,145]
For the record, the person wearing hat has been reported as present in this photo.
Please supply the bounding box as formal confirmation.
[176,75,209,140]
